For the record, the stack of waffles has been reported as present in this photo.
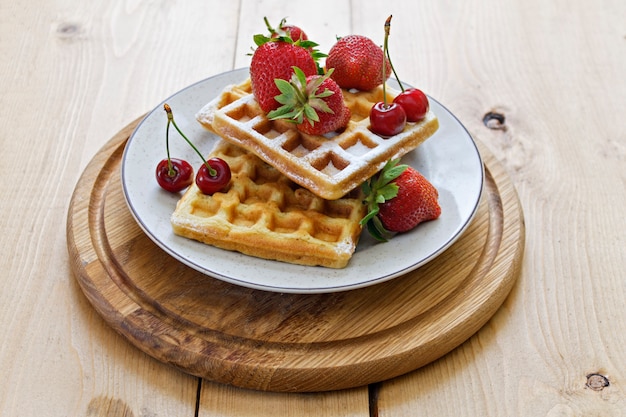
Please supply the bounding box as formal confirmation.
[171,78,439,268]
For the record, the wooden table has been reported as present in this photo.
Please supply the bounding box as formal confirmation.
[2,0,625,415]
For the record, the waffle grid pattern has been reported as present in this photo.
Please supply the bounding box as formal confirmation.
[198,79,439,200]
[171,140,365,268]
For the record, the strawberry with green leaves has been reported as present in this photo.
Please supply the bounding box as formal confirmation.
[361,159,441,241]
[250,16,327,114]
[325,34,391,91]
[250,38,318,113]
[267,67,350,135]
[264,17,308,42]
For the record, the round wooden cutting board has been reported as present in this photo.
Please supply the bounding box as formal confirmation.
[66,118,524,392]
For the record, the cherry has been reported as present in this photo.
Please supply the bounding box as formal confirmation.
[369,16,406,137]
[156,158,194,192]
[373,15,431,127]
[370,102,407,137]
[196,157,232,195]
[158,104,231,195]
[393,88,429,122]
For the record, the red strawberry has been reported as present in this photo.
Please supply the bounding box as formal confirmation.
[267,67,350,135]
[250,40,318,113]
[264,17,308,42]
[326,34,391,91]
[361,160,440,241]
[378,167,440,232]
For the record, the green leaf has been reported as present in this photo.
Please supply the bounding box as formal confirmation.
[366,216,392,242]
[308,98,333,114]
[275,78,296,96]
[253,34,271,46]
[297,39,320,49]
[311,50,328,60]
[359,205,379,226]
[358,157,408,242]
[302,105,319,123]
[377,183,399,201]
[292,66,308,87]
[379,160,408,185]
[366,221,385,242]
[314,88,334,99]
[361,181,372,196]
[267,104,301,121]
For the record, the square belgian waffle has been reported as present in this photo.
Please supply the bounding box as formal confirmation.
[170,139,366,268]
[196,78,439,200]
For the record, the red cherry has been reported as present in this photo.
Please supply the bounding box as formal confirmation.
[369,102,407,137]
[393,88,429,122]
[195,157,231,195]
[155,158,194,193]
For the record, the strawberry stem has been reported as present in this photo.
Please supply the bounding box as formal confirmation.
[163,104,216,177]
[263,16,275,34]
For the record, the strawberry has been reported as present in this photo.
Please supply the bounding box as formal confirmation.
[361,160,441,241]
[264,17,308,42]
[325,34,391,91]
[250,40,318,113]
[267,67,350,135]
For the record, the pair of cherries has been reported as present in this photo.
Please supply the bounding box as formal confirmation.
[156,104,231,194]
[369,15,430,138]
[370,88,429,137]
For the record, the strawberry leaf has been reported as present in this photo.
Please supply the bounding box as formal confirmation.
[308,97,333,114]
[267,66,336,126]
[292,66,308,87]
[360,159,408,241]
[302,105,319,124]
[379,160,408,184]
[377,183,398,201]
[367,215,394,242]
[267,105,303,123]
[361,180,372,196]
[253,34,272,46]
[274,79,297,98]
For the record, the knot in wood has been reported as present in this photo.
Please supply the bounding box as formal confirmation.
[483,111,507,130]
[586,373,610,391]
[56,22,83,40]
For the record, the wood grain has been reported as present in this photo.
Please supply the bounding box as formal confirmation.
[66,119,524,392]
[4,0,625,415]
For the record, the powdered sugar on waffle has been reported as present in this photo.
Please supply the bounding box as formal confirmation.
[197,78,439,200]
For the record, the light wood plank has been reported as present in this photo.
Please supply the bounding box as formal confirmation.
[2,0,626,415]
[199,380,369,417]
[0,1,239,415]
[374,0,626,415]
[198,1,372,415]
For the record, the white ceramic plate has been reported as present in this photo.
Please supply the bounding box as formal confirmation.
[121,68,483,294]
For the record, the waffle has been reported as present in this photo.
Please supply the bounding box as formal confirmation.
[196,78,439,200]
[170,139,366,269]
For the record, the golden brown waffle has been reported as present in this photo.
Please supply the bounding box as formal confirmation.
[170,139,366,269]
[196,78,439,200]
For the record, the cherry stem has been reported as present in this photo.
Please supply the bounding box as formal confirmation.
[165,111,175,177]
[163,103,216,176]
[384,15,406,94]
[382,17,389,108]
